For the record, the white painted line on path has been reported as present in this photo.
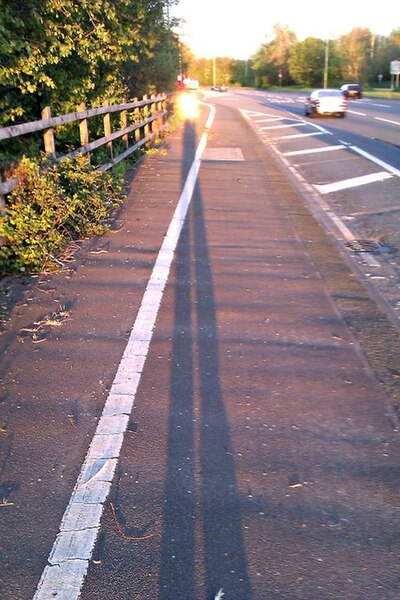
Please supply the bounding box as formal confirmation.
[33,103,216,600]
[314,171,392,194]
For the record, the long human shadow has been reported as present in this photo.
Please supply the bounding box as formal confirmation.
[158,120,197,600]
[158,118,253,599]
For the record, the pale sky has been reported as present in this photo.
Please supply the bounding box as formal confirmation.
[171,0,399,59]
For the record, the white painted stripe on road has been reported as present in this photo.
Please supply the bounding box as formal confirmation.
[260,122,307,130]
[349,145,400,177]
[260,121,308,131]
[240,106,383,270]
[374,116,400,126]
[324,210,381,267]
[279,131,325,139]
[347,110,367,116]
[254,117,283,123]
[283,144,345,157]
[33,103,216,600]
[314,171,392,194]
[241,109,270,118]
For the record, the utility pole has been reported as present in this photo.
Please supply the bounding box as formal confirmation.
[323,38,329,88]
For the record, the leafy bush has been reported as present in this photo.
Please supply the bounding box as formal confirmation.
[0,154,125,274]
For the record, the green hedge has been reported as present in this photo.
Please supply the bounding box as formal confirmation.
[0,154,125,275]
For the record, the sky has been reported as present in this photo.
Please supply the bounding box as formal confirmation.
[171,0,399,59]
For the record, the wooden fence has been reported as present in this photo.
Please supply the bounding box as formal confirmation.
[0,93,168,216]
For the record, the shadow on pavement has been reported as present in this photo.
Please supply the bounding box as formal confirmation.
[158,119,254,599]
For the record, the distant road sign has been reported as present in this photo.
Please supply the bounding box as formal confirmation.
[390,60,400,74]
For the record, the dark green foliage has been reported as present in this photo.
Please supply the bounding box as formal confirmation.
[0,154,125,274]
[0,0,179,127]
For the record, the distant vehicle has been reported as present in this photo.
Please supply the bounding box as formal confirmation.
[304,88,347,118]
[184,78,199,91]
[211,84,228,92]
[341,83,362,99]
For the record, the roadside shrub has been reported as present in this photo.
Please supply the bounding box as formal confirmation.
[0,154,125,274]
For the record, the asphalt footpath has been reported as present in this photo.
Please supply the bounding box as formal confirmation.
[1,94,400,600]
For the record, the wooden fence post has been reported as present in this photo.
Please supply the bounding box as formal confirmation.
[133,97,140,146]
[120,99,129,151]
[157,95,165,138]
[78,102,90,162]
[143,94,149,139]
[103,99,113,160]
[41,106,56,158]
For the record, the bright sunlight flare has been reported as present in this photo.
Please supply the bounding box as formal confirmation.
[176,92,200,120]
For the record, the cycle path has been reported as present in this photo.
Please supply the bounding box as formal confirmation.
[1,95,399,600]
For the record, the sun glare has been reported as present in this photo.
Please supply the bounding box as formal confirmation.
[177,92,200,121]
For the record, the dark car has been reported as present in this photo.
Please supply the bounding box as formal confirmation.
[211,84,228,92]
[341,83,362,99]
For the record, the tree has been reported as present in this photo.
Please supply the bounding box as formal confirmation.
[369,30,400,85]
[252,24,297,87]
[0,0,179,125]
[231,59,255,87]
[288,37,343,88]
[287,38,325,87]
[336,27,375,83]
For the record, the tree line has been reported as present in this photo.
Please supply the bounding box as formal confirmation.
[186,24,400,89]
[0,0,180,129]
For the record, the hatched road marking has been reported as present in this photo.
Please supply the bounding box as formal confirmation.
[283,144,345,157]
[314,171,393,194]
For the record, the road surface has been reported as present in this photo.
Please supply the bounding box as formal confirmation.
[1,91,400,600]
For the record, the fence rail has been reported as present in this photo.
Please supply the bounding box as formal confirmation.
[0,93,168,198]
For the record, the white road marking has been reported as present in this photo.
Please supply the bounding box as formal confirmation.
[33,103,216,600]
[283,144,345,157]
[349,145,400,177]
[240,107,383,268]
[279,131,325,139]
[260,122,308,130]
[254,117,283,123]
[374,116,400,127]
[347,110,367,116]
[324,210,381,267]
[314,171,392,194]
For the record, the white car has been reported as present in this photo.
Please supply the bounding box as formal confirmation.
[305,89,347,118]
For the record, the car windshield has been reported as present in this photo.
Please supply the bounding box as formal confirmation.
[319,90,342,97]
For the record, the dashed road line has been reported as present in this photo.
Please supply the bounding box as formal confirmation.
[374,116,400,126]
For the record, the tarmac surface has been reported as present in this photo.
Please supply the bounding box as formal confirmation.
[1,94,400,599]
